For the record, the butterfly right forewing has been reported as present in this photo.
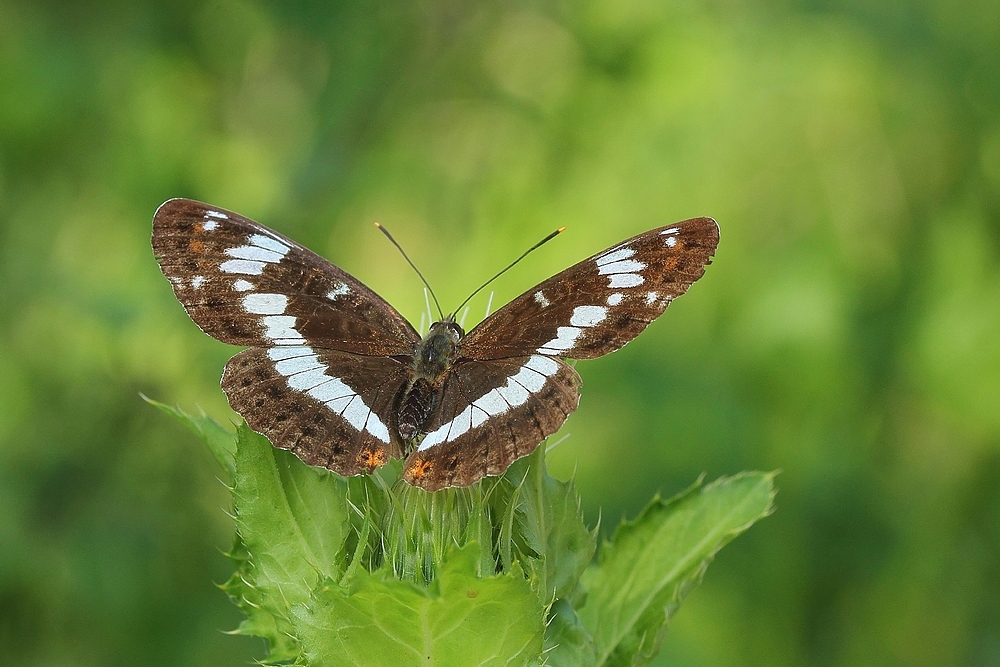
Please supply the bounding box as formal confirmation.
[459,218,719,361]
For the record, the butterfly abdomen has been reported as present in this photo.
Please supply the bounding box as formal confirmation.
[397,377,436,443]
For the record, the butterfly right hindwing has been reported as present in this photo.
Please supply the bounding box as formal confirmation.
[402,355,581,490]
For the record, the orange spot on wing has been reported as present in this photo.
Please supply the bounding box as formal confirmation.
[189,239,205,253]
[358,447,387,470]
[407,458,433,479]
[663,256,678,270]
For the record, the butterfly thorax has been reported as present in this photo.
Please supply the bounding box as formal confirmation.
[413,320,464,377]
[397,320,465,445]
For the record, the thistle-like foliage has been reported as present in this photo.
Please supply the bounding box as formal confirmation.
[149,398,775,667]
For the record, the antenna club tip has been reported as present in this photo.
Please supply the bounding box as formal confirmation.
[374,222,382,228]
[557,226,567,233]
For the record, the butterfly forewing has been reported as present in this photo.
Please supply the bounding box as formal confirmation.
[221,346,408,475]
[152,198,420,356]
[459,217,719,361]
[402,355,581,490]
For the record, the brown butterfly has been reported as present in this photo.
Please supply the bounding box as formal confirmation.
[152,199,719,490]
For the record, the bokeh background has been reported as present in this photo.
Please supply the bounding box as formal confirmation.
[1,0,999,665]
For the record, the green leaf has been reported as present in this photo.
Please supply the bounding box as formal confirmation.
[580,471,776,667]
[142,395,237,481]
[543,599,596,667]
[231,423,353,659]
[508,446,596,603]
[291,543,544,667]
[219,532,301,662]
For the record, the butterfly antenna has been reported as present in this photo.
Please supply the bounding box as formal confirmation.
[451,226,566,317]
[374,222,444,321]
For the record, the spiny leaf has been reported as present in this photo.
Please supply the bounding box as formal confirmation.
[231,423,353,660]
[579,471,776,667]
[542,598,596,667]
[508,446,596,603]
[291,543,544,667]
[142,395,236,480]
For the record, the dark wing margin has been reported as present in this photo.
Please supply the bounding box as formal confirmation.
[459,218,719,361]
[222,345,409,476]
[401,355,581,490]
[152,198,420,356]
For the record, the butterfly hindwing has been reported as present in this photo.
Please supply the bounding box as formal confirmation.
[221,346,409,475]
[459,218,719,361]
[152,198,420,356]
[402,355,581,490]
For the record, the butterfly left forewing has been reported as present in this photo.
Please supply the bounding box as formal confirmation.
[459,217,719,361]
[152,198,420,356]
[401,355,581,490]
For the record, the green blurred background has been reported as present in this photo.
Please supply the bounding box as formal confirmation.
[1,0,999,665]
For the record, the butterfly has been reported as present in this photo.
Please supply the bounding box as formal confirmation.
[152,198,719,490]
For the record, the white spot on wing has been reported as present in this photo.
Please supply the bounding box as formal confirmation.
[205,210,228,220]
[534,291,550,307]
[226,245,284,263]
[249,234,290,255]
[191,275,206,289]
[447,407,473,441]
[645,291,659,305]
[665,236,677,248]
[201,220,218,232]
[233,279,254,291]
[275,354,322,376]
[608,273,644,288]
[341,396,371,430]
[498,378,529,406]
[471,406,488,428]
[420,429,445,450]
[537,326,581,354]
[287,367,329,390]
[366,415,390,443]
[660,227,679,235]
[307,377,352,402]
[525,355,558,376]
[598,259,646,275]
[595,246,635,266]
[268,346,313,361]
[327,282,349,300]
[220,259,265,275]
[243,293,287,315]
[570,305,608,327]
[262,315,301,341]
[607,292,624,306]
[511,366,545,392]
[474,389,508,417]
[325,395,354,414]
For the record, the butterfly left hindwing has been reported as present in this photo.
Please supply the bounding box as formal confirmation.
[222,346,408,475]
